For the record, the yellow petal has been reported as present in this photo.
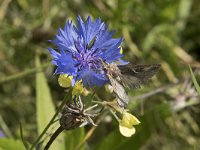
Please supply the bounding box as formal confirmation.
[119,123,136,137]
[72,80,85,96]
[120,47,123,54]
[121,112,140,127]
[58,74,72,88]
[82,88,90,96]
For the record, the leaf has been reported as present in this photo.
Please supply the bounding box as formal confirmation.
[0,138,25,150]
[189,65,200,95]
[65,127,85,150]
[35,56,65,150]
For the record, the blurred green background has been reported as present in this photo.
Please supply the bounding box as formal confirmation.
[0,0,200,150]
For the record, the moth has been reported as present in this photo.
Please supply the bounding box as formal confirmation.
[103,62,161,108]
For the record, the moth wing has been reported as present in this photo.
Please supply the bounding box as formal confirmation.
[107,75,129,107]
[120,75,142,89]
[118,64,161,89]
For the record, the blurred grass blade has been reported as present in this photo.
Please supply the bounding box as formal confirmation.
[176,0,193,32]
[19,122,29,149]
[35,55,54,134]
[17,0,29,10]
[35,56,65,150]
[189,65,200,95]
[0,114,12,138]
[0,138,26,150]
[65,127,85,150]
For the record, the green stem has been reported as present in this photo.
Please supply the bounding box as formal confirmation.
[109,109,120,122]
[29,89,72,150]
[0,63,51,84]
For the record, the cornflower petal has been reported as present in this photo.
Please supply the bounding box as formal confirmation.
[48,16,127,87]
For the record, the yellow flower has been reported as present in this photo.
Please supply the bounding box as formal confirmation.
[119,112,140,137]
[58,74,73,88]
[58,74,89,96]
[72,80,89,96]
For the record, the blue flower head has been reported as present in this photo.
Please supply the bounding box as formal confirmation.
[48,16,125,87]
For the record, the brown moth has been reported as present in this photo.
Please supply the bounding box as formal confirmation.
[103,62,161,108]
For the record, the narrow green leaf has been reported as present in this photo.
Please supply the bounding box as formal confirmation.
[189,65,200,95]
[35,56,65,150]
[0,138,25,150]
[65,127,85,150]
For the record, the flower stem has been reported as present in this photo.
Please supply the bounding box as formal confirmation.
[29,89,72,150]
[109,109,120,122]
[44,126,64,150]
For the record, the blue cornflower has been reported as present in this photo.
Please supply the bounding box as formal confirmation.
[48,16,125,87]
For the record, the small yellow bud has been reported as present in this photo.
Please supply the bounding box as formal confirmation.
[105,84,113,93]
[58,74,73,88]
